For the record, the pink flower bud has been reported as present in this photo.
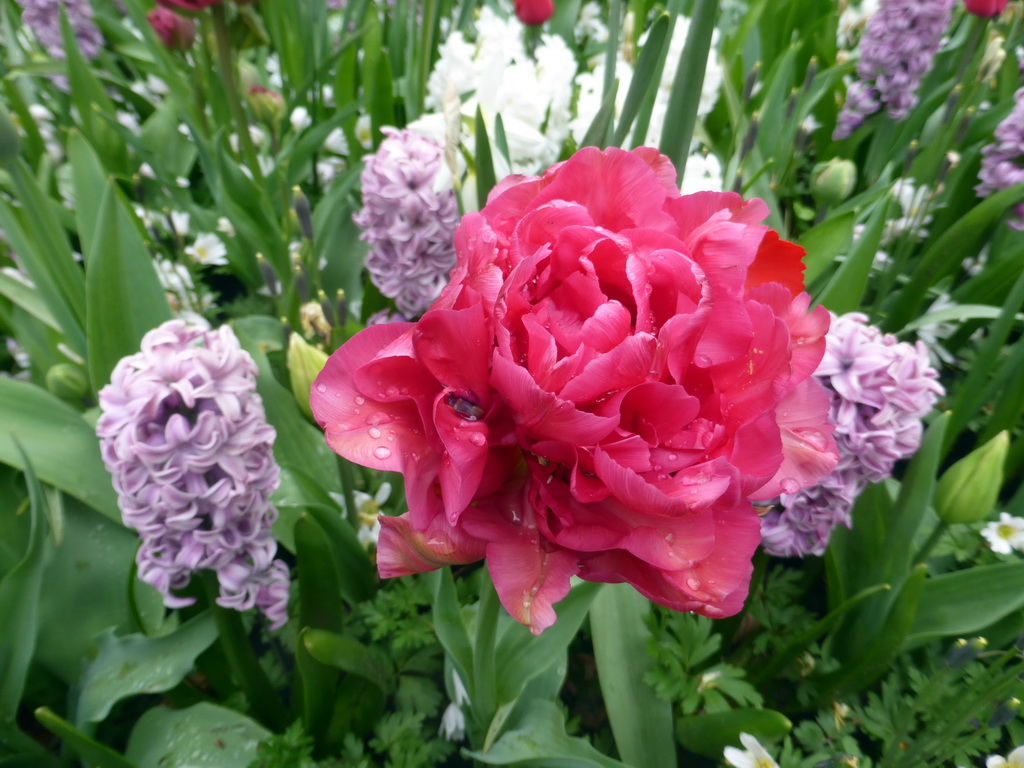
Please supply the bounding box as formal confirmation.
[965,0,1007,16]
[514,0,554,25]
[146,7,196,50]
[154,0,223,11]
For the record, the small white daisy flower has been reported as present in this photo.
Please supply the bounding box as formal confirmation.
[723,733,779,768]
[185,232,229,267]
[982,514,1024,555]
[987,746,1024,768]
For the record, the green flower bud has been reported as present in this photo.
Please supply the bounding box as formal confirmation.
[45,363,89,401]
[287,333,328,420]
[935,431,1009,524]
[246,85,284,126]
[811,158,857,206]
[0,102,21,170]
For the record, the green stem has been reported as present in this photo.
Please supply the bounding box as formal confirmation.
[913,521,949,564]
[210,4,263,183]
[472,572,500,734]
[337,456,359,530]
[202,574,288,730]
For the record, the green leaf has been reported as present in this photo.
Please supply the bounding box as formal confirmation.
[303,629,395,695]
[427,567,474,695]
[465,699,627,767]
[0,442,49,720]
[35,708,139,768]
[75,613,218,725]
[580,80,619,150]
[909,562,1024,643]
[814,194,890,314]
[676,709,791,759]
[66,130,108,267]
[475,106,497,212]
[613,14,670,147]
[295,515,344,632]
[0,269,58,331]
[799,211,856,286]
[590,584,675,768]
[0,378,120,521]
[124,703,270,768]
[85,180,172,391]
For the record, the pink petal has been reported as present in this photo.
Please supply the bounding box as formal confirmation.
[486,535,578,635]
[376,513,486,577]
[414,302,492,403]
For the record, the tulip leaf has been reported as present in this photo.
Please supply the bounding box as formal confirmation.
[427,567,475,696]
[35,708,139,768]
[66,130,108,268]
[0,378,120,522]
[465,699,627,767]
[303,629,395,695]
[0,442,48,721]
[799,211,856,286]
[85,180,173,392]
[908,562,1024,644]
[814,193,890,315]
[613,13,670,147]
[676,708,792,759]
[76,613,218,725]
[475,106,497,211]
[590,584,675,768]
[124,703,270,768]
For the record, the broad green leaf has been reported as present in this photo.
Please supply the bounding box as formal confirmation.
[427,567,474,695]
[903,304,1014,333]
[0,378,120,521]
[66,130,108,266]
[0,269,57,330]
[296,515,344,632]
[85,181,172,392]
[613,14,670,147]
[304,629,395,695]
[76,613,217,724]
[799,211,856,285]
[35,708,139,768]
[465,699,627,767]
[909,562,1024,643]
[0,443,49,720]
[475,106,497,211]
[677,709,791,759]
[590,584,675,768]
[124,703,270,768]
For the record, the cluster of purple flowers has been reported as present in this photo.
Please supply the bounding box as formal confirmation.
[834,0,954,140]
[18,0,103,62]
[976,88,1024,230]
[97,321,289,628]
[354,128,460,318]
[761,313,944,557]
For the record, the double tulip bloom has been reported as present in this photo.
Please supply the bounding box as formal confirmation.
[312,147,838,634]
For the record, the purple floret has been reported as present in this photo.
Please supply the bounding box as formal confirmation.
[762,313,944,557]
[976,88,1024,229]
[354,128,460,318]
[18,0,103,61]
[97,320,290,628]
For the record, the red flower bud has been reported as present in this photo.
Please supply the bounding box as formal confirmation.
[964,0,1007,16]
[146,7,196,50]
[154,0,223,11]
[514,0,554,26]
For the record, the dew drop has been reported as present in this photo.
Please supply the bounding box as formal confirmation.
[469,432,487,446]
[695,354,712,367]
[667,453,678,462]
[664,533,674,543]
[373,446,392,460]
[316,384,327,393]
[686,577,702,592]
[653,463,663,472]
[781,477,800,494]
[368,427,382,439]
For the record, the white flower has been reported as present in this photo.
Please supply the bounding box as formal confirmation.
[323,127,349,156]
[723,733,779,768]
[355,114,374,149]
[987,746,1024,768]
[138,162,156,179]
[185,233,228,267]
[153,259,214,315]
[438,670,470,742]
[330,483,391,550]
[216,217,236,238]
[290,106,312,133]
[680,150,723,196]
[168,210,190,236]
[982,514,1024,555]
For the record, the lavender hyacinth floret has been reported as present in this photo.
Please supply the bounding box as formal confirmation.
[19,0,103,62]
[354,128,460,318]
[762,313,944,557]
[833,0,953,140]
[976,87,1024,229]
[97,320,290,628]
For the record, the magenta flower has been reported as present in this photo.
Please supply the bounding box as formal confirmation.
[761,312,944,556]
[354,128,460,318]
[312,147,838,634]
[97,321,289,628]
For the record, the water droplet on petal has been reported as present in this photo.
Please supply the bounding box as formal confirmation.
[667,453,678,462]
[373,446,392,460]
[368,427,382,439]
[686,577,702,592]
[468,432,486,446]
[354,395,365,405]
[316,384,327,393]
[781,477,800,494]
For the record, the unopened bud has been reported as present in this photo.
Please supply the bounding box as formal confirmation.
[146,7,195,51]
[247,85,285,125]
[811,158,857,206]
[46,363,89,401]
[292,186,314,241]
[287,333,329,419]
[936,431,1009,524]
[945,636,987,668]
[256,253,278,297]
[988,697,1021,729]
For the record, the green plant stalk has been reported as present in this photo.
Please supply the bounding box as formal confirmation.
[912,521,949,564]
[472,573,500,737]
[201,573,287,730]
[210,4,263,183]
[337,456,359,530]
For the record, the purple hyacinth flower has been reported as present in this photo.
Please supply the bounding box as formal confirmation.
[18,0,103,62]
[833,0,953,140]
[97,320,290,628]
[761,313,944,557]
[977,88,1024,229]
[354,128,460,318]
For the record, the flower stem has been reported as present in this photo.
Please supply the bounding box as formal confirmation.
[210,4,263,183]
[201,573,287,730]
[337,456,360,529]
[913,521,949,564]
[472,571,500,734]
